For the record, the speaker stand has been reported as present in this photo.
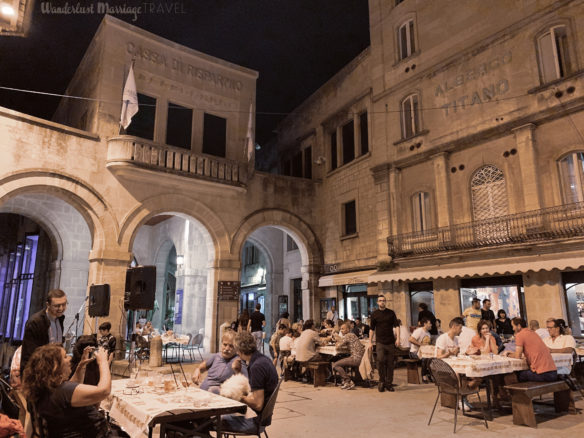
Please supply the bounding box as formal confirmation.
[123,311,140,378]
[94,317,100,336]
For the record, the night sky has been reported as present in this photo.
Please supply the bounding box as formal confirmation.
[0,0,370,146]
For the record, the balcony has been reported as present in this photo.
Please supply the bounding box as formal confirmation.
[106,136,248,190]
[387,202,584,258]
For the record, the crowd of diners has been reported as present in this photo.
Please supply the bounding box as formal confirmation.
[3,289,579,437]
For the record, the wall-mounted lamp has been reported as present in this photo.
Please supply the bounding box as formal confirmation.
[176,255,184,266]
[314,156,326,165]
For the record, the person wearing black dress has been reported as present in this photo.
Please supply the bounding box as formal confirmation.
[495,309,513,336]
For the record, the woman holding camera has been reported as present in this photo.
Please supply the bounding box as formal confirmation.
[22,344,113,437]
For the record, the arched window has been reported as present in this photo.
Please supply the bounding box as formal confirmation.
[401,93,420,139]
[471,165,509,221]
[412,191,431,232]
[537,25,572,83]
[558,152,584,204]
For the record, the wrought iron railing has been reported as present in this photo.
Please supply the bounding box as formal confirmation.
[387,202,584,257]
[107,136,247,186]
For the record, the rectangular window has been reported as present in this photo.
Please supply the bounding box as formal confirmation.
[399,19,416,60]
[304,146,312,179]
[127,93,156,140]
[330,131,338,170]
[342,121,355,165]
[292,152,303,177]
[166,102,192,149]
[401,94,420,138]
[202,113,227,157]
[359,112,369,155]
[412,192,431,232]
[286,234,299,251]
[539,25,571,83]
[343,200,357,236]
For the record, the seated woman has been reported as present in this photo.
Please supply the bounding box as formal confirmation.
[22,344,116,438]
[320,319,334,337]
[467,320,498,355]
[495,309,513,338]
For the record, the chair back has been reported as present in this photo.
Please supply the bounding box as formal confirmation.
[0,377,19,420]
[258,378,283,427]
[192,333,204,347]
[429,358,459,392]
[185,333,193,345]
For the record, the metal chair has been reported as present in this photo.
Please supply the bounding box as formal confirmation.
[222,378,283,438]
[180,333,194,362]
[427,358,489,433]
[182,333,204,362]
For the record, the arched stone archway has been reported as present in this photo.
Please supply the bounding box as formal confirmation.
[231,209,323,323]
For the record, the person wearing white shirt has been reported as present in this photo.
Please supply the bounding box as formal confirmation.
[394,320,411,351]
[544,319,576,353]
[435,318,463,358]
[409,318,432,357]
[456,325,475,355]
[529,319,550,340]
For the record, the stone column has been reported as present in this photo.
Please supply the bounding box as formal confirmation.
[371,164,391,263]
[433,277,461,326]
[432,152,452,228]
[205,259,240,353]
[388,167,401,237]
[302,263,321,321]
[513,124,541,211]
[85,249,132,339]
[522,271,566,326]
[390,281,409,325]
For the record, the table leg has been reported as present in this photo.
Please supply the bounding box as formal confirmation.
[216,414,222,438]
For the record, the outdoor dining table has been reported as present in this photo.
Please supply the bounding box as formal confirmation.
[102,378,247,437]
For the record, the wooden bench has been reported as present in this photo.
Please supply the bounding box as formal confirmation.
[402,358,422,384]
[306,361,330,387]
[504,380,574,427]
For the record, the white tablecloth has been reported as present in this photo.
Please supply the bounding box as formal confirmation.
[441,353,573,378]
[102,379,246,437]
[161,335,190,345]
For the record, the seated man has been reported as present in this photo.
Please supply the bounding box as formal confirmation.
[332,322,365,390]
[192,330,247,394]
[435,317,463,358]
[409,317,432,359]
[221,331,279,434]
[295,320,329,362]
[504,317,557,382]
[320,319,334,336]
[530,319,550,340]
[544,318,575,375]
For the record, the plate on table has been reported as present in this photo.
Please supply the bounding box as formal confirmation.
[125,382,140,389]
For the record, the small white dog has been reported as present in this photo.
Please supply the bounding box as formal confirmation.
[220,374,251,401]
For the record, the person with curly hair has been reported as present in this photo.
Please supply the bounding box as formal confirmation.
[22,344,115,437]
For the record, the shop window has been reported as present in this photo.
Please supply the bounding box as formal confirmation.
[166,102,192,149]
[342,120,355,165]
[127,93,156,140]
[398,19,416,60]
[202,113,226,158]
[401,93,420,139]
[538,25,572,83]
[330,131,338,171]
[0,234,38,341]
[460,284,523,322]
[342,200,357,236]
[359,112,369,155]
[286,234,299,251]
[304,146,312,179]
[412,191,431,232]
[558,152,584,204]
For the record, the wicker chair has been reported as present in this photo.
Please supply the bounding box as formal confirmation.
[427,358,489,433]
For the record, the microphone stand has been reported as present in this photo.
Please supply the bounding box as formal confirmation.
[65,297,88,351]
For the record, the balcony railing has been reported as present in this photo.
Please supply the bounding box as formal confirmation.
[387,202,584,257]
[107,136,247,187]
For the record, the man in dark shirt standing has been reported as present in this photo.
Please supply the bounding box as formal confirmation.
[249,303,266,352]
[481,299,496,325]
[370,294,400,392]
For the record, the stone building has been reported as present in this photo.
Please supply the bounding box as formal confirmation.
[2,1,584,364]
[273,0,584,335]
[0,15,321,361]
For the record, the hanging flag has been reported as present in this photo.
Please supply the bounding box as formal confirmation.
[245,102,254,161]
[120,63,139,130]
